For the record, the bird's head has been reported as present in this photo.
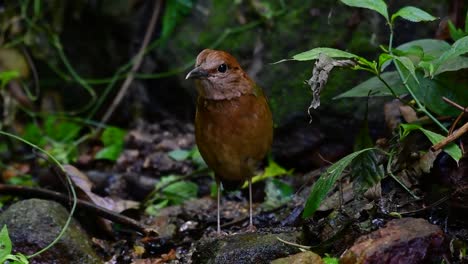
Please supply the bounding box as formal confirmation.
[186,49,254,100]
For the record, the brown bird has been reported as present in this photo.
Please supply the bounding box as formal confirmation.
[186,49,273,233]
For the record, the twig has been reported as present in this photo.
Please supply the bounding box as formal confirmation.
[398,195,450,216]
[276,236,311,250]
[442,96,468,113]
[100,0,162,125]
[431,122,468,151]
[0,184,151,235]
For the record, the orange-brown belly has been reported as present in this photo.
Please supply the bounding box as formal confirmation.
[195,94,273,184]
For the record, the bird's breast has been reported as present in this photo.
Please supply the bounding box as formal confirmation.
[195,94,273,182]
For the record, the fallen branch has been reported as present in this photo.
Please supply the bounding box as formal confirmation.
[431,121,468,152]
[0,184,152,235]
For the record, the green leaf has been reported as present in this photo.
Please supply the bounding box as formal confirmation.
[340,0,388,21]
[396,39,451,59]
[101,126,126,146]
[292,47,359,61]
[378,53,392,71]
[399,123,421,140]
[22,123,46,146]
[433,56,468,75]
[303,148,375,218]
[154,175,198,205]
[353,121,384,193]
[323,257,340,264]
[0,70,19,88]
[95,144,123,161]
[391,6,437,23]
[351,150,385,192]
[145,199,169,216]
[335,70,467,117]
[168,149,191,161]
[0,225,12,262]
[399,124,462,163]
[161,0,193,42]
[44,116,81,142]
[95,127,126,161]
[419,128,462,163]
[162,180,198,204]
[189,147,207,169]
[411,72,468,116]
[393,55,418,83]
[427,35,468,77]
[7,174,35,187]
[243,159,293,188]
[448,20,466,41]
[334,71,406,98]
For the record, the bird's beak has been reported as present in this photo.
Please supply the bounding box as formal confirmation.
[185,67,209,80]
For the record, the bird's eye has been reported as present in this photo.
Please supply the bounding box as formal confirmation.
[217,63,227,73]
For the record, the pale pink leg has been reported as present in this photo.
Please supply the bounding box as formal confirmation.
[247,178,256,231]
[217,182,221,234]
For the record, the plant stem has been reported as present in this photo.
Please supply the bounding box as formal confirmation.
[387,24,448,133]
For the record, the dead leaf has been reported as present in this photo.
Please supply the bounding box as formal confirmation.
[399,105,418,123]
[63,165,139,212]
[307,53,356,121]
[384,100,403,131]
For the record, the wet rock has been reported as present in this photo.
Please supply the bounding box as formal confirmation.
[340,217,447,264]
[191,229,302,264]
[0,199,101,264]
[271,251,324,264]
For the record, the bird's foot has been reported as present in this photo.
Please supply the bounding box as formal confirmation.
[245,224,257,233]
[214,231,229,238]
[208,229,229,237]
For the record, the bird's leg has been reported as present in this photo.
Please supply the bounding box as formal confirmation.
[246,177,256,232]
[217,181,221,234]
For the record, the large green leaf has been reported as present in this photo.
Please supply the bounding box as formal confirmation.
[303,148,375,218]
[334,71,406,98]
[433,56,468,75]
[335,71,468,117]
[423,36,468,77]
[396,39,451,59]
[412,71,468,116]
[391,6,437,23]
[340,0,388,21]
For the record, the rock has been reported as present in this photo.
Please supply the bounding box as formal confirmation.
[340,217,447,264]
[191,229,302,264]
[0,199,101,264]
[271,251,324,264]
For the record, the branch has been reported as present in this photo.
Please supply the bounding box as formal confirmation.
[100,0,162,124]
[431,121,468,151]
